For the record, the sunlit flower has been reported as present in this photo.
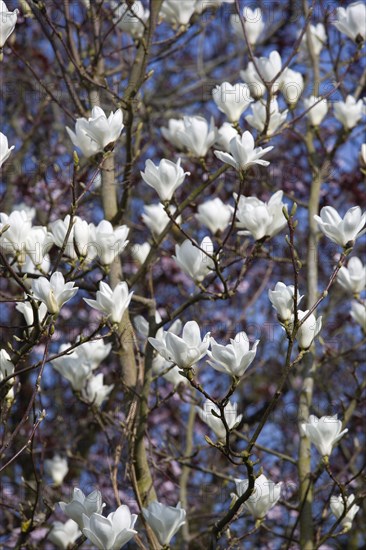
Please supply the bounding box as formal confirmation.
[212,82,253,122]
[195,198,233,234]
[332,2,366,44]
[300,414,348,457]
[48,519,81,550]
[44,455,69,486]
[245,99,287,135]
[59,488,105,529]
[82,505,137,550]
[334,95,363,130]
[214,131,273,171]
[207,332,259,378]
[330,494,360,531]
[292,310,322,349]
[197,399,242,439]
[173,236,215,282]
[142,501,186,546]
[230,7,265,45]
[234,474,282,519]
[303,96,328,126]
[235,190,287,240]
[336,257,366,295]
[31,272,78,315]
[314,206,366,247]
[0,1,18,49]
[84,281,133,324]
[0,131,14,167]
[141,158,189,201]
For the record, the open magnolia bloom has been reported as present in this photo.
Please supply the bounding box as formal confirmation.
[81,373,114,408]
[234,474,282,519]
[268,282,303,322]
[0,1,18,49]
[176,115,218,157]
[207,331,259,378]
[31,272,78,315]
[160,0,197,28]
[195,198,234,234]
[332,1,366,44]
[235,190,287,240]
[142,501,186,546]
[161,118,186,149]
[303,96,328,126]
[173,236,215,283]
[148,320,210,370]
[300,414,348,457]
[48,519,81,550]
[197,399,242,440]
[245,99,288,135]
[230,7,265,45]
[314,206,366,247]
[141,157,189,201]
[112,0,150,38]
[142,203,180,237]
[68,106,124,155]
[0,131,14,167]
[215,131,273,171]
[214,122,239,152]
[82,505,137,550]
[212,82,253,123]
[336,257,366,295]
[330,494,360,531]
[59,488,105,529]
[44,455,68,486]
[299,23,326,57]
[291,310,322,350]
[334,95,363,130]
[84,281,133,324]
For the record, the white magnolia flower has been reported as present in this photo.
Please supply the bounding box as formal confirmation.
[0,210,32,259]
[292,310,322,349]
[50,215,78,260]
[332,1,366,43]
[279,68,304,105]
[161,118,186,149]
[84,281,133,324]
[25,226,54,267]
[300,414,348,457]
[350,300,366,331]
[197,399,242,439]
[230,7,265,45]
[0,348,14,382]
[160,0,197,28]
[149,320,210,369]
[177,115,218,157]
[360,143,366,168]
[268,282,303,322]
[207,332,259,377]
[334,95,363,130]
[31,272,78,315]
[141,158,189,201]
[113,1,150,38]
[173,236,215,282]
[314,206,366,247]
[75,106,124,151]
[0,131,14,167]
[66,119,101,158]
[196,198,233,234]
[240,62,266,98]
[48,519,81,550]
[16,299,48,327]
[214,123,239,152]
[59,488,105,529]
[81,373,114,407]
[235,190,287,240]
[337,257,366,295]
[44,455,69,486]
[253,50,282,92]
[142,501,186,546]
[94,220,129,265]
[131,242,151,265]
[142,203,180,237]
[0,1,18,49]
[82,506,137,550]
[300,23,326,57]
[74,218,97,262]
[245,99,288,135]
[212,82,253,122]
[303,96,328,126]
[330,494,360,531]
[214,131,273,171]
[51,343,93,391]
[234,474,282,519]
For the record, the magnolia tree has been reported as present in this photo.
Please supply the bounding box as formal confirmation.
[0,0,365,548]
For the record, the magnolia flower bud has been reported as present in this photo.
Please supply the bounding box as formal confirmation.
[230,7,265,45]
[279,68,304,105]
[0,132,14,167]
[314,205,366,247]
[235,190,287,240]
[141,158,189,201]
[212,82,253,122]
[149,320,210,369]
[300,23,326,57]
[0,1,19,49]
[173,236,215,283]
[142,501,186,546]
[82,505,138,550]
[197,399,242,439]
[234,474,282,519]
[303,96,328,126]
[196,198,234,234]
[44,455,69,486]
[84,281,133,324]
[207,331,259,377]
[48,519,81,550]
[292,310,322,349]
[131,242,151,265]
[330,494,360,531]
[59,488,105,529]
[334,95,363,130]
[332,2,366,44]
[268,282,303,322]
[214,131,273,171]
[300,414,348,457]
[31,272,78,315]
